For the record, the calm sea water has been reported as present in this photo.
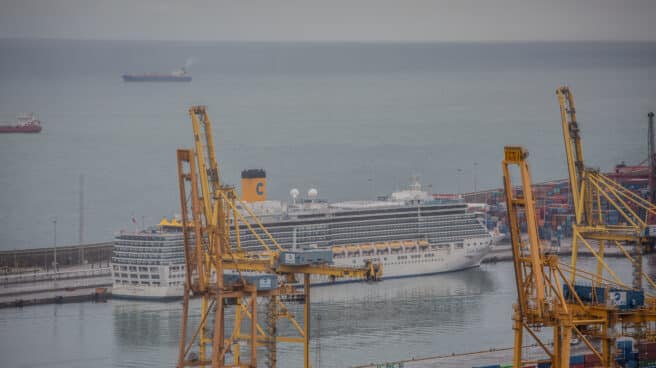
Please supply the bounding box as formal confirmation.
[0,40,655,248]
[0,258,651,368]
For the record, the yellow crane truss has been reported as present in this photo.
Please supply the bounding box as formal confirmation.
[175,106,382,368]
[557,86,656,289]
[505,145,656,368]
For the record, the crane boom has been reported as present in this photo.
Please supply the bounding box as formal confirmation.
[557,86,585,220]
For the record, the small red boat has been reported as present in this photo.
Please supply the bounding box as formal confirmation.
[0,114,42,133]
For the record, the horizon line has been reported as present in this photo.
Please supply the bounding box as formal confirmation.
[2,37,655,44]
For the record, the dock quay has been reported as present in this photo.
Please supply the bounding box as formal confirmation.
[0,242,113,271]
[0,265,112,308]
[0,237,635,309]
[482,238,635,264]
[354,343,594,368]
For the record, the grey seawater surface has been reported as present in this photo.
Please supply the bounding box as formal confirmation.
[0,258,652,367]
[0,40,654,249]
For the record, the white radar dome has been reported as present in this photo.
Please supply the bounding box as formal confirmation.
[290,188,300,199]
[308,188,318,199]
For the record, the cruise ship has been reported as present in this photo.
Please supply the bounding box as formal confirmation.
[110,170,493,299]
[235,171,492,285]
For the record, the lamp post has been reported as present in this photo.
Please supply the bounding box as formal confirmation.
[473,162,478,192]
[456,168,463,195]
[52,218,57,272]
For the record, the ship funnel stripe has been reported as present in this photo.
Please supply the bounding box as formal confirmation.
[241,169,266,179]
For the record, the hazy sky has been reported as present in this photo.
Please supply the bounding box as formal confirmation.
[1,0,654,41]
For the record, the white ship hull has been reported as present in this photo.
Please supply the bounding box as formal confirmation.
[112,284,184,301]
[313,236,492,285]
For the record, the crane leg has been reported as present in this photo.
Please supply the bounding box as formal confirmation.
[560,323,572,368]
[304,274,311,368]
[513,310,523,368]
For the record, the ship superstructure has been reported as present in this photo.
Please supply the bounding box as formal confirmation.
[110,219,187,300]
[234,174,492,283]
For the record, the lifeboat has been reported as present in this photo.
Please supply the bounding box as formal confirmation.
[389,241,402,249]
[332,246,345,254]
[375,243,388,250]
[360,244,374,252]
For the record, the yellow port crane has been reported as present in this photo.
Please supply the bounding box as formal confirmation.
[504,146,577,368]
[175,106,381,368]
[557,86,656,289]
[505,146,639,368]
[505,86,656,367]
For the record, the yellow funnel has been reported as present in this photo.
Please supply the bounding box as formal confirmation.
[241,169,266,202]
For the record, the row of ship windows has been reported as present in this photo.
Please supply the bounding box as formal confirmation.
[346,255,447,264]
[116,234,184,241]
[115,273,185,279]
[114,265,158,272]
[115,280,183,286]
[237,230,472,246]
[112,265,185,272]
[231,220,481,241]
[112,252,183,260]
[330,228,481,242]
[231,214,479,237]
[233,225,486,245]
[111,258,185,266]
[334,248,448,258]
[113,248,184,254]
[115,239,186,247]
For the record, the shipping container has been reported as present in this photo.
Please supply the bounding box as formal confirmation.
[570,354,585,364]
[537,361,551,368]
[563,284,606,304]
[618,340,633,352]
[279,249,333,266]
[223,273,278,291]
[609,288,645,310]
[585,353,601,364]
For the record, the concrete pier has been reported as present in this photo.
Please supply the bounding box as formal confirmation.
[354,343,594,368]
[0,265,112,308]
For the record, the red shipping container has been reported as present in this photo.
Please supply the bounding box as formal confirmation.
[584,353,601,364]
[639,341,656,352]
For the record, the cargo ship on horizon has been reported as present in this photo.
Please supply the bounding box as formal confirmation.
[0,114,42,133]
[122,66,191,82]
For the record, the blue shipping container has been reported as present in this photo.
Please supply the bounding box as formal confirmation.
[563,284,606,304]
[618,340,633,352]
[570,354,585,364]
